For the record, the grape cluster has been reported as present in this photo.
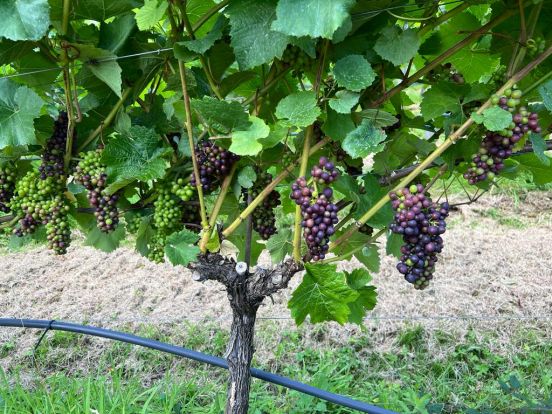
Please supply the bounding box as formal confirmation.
[0,163,16,213]
[74,149,120,233]
[248,171,281,240]
[171,179,195,202]
[39,112,68,180]
[190,141,239,192]
[45,198,71,254]
[290,157,340,261]
[464,88,541,184]
[389,185,449,290]
[126,215,143,234]
[527,37,546,58]
[281,45,315,75]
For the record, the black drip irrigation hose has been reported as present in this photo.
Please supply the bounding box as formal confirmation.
[0,318,397,414]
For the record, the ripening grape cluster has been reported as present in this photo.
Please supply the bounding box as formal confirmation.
[464,88,541,184]
[291,157,340,261]
[0,163,16,213]
[248,171,281,240]
[39,111,68,180]
[74,149,120,233]
[190,141,239,192]
[45,197,71,254]
[389,185,449,290]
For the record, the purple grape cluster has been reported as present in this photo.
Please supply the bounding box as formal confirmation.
[39,112,68,180]
[389,185,449,290]
[190,141,239,192]
[465,89,541,184]
[249,171,280,240]
[0,163,16,213]
[290,157,340,261]
[74,149,119,233]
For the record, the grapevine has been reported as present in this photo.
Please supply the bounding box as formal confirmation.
[389,185,450,290]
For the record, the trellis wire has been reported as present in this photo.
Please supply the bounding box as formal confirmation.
[0,318,397,414]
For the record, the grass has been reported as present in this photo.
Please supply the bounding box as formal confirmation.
[1,322,551,414]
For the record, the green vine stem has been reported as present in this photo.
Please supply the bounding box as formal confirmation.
[179,60,209,240]
[292,125,314,261]
[507,1,543,78]
[222,137,331,238]
[330,44,552,252]
[76,87,132,152]
[199,163,237,251]
[319,228,387,265]
[369,9,515,108]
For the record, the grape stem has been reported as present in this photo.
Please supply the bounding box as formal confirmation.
[319,228,387,265]
[222,137,331,238]
[330,44,552,252]
[178,60,209,243]
[199,163,237,252]
[292,125,313,262]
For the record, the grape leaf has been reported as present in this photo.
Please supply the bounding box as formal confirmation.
[134,0,167,31]
[374,27,420,66]
[165,229,201,266]
[355,109,398,128]
[192,96,250,133]
[538,80,552,112]
[267,226,293,263]
[386,232,403,258]
[514,153,552,185]
[342,119,386,159]
[99,14,136,53]
[0,80,45,149]
[447,49,500,84]
[135,216,155,256]
[529,133,550,166]
[84,226,126,253]
[275,91,321,127]
[322,109,355,142]
[355,244,380,273]
[0,0,50,41]
[259,120,289,149]
[471,106,511,132]
[180,16,225,54]
[103,126,172,193]
[345,269,377,324]
[420,82,464,121]
[333,55,376,92]
[55,0,142,21]
[272,0,355,39]
[329,90,360,114]
[230,116,269,156]
[288,263,359,325]
[237,166,257,188]
[77,45,123,98]
[227,0,289,70]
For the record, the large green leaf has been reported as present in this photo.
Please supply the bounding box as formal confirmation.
[447,49,500,84]
[322,109,355,142]
[0,0,50,41]
[84,226,126,253]
[288,263,359,325]
[275,91,321,127]
[77,45,122,97]
[180,17,225,54]
[374,26,420,66]
[230,116,269,156]
[165,229,200,266]
[192,96,250,133]
[328,90,360,114]
[538,80,552,112]
[333,55,376,92]
[471,106,512,132]
[99,14,136,53]
[342,119,386,159]
[420,82,464,121]
[0,80,44,149]
[0,40,35,65]
[345,269,377,324]
[514,154,552,185]
[134,0,167,30]
[272,0,355,39]
[50,0,143,21]
[102,126,171,193]
[266,226,293,263]
[529,133,550,167]
[227,0,289,70]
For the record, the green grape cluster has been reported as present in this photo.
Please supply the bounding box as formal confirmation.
[126,215,143,234]
[46,198,71,254]
[147,232,167,263]
[171,178,195,202]
[527,36,546,58]
[0,163,16,213]
[281,45,315,76]
[74,149,120,233]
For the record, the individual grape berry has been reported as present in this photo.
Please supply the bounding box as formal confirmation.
[74,149,120,233]
[389,185,449,290]
[0,163,16,213]
[464,90,541,185]
[190,141,239,192]
[247,171,281,240]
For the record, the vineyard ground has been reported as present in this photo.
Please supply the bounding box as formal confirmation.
[0,186,551,413]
